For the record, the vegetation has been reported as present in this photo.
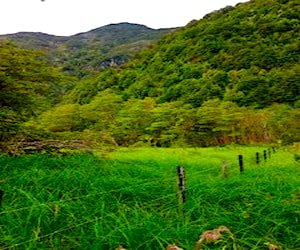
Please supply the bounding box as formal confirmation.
[19,0,297,149]
[65,0,300,107]
[0,147,299,249]
[0,0,299,152]
[0,41,75,149]
[0,1,299,248]
[0,23,174,77]
[28,97,298,149]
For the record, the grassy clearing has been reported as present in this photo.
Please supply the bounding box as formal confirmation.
[0,146,299,249]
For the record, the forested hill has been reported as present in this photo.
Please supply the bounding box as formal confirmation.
[1,0,300,151]
[66,0,300,108]
[0,23,174,77]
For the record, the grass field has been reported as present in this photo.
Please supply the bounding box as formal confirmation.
[0,146,299,249]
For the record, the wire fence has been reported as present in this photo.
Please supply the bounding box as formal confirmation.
[0,163,219,216]
[4,217,99,249]
[0,147,279,249]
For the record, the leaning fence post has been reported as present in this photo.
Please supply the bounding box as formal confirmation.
[222,160,228,178]
[238,155,244,173]
[177,166,186,205]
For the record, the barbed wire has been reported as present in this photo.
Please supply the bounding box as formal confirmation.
[0,163,243,216]
[1,152,220,214]
[0,169,177,215]
[2,190,183,249]
[2,217,100,249]
[0,148,279,249]
[0,150,274,216]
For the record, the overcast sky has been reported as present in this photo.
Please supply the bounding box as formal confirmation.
[1,0,249,36]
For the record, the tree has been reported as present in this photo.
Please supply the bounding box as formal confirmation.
[39,104,82,133]
[113,98,156,145]
[147,101,196,147]
[80,89,123,132]
[0,41,72,142]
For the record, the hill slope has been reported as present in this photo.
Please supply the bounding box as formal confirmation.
[4,0,299,149]
[0,23,174,77]
[67,0,299,107]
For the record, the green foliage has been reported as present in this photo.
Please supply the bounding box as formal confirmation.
[39,104,83,132]
[35,93,300,147]
[0,42,74,143]
[80,90,123,133]
[0,147,299,249]
[67,0,300,108]
[40,0,300,148]
[0,42,49,116]
[112,98,155,145]
[267,104,300,145]
[3,0,300,149]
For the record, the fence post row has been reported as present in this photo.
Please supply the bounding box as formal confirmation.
[175,148,277,207]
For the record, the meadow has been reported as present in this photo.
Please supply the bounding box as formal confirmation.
[0,146,299,249]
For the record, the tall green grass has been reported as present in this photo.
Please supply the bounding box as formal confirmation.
[0,146,299,249]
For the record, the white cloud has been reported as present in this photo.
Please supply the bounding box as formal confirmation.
[1,0,249,36]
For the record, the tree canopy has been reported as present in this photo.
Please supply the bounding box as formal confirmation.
[66,0,299,108]
[0,41,74,142]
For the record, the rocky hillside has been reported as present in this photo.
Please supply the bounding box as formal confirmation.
[0,23,174,77]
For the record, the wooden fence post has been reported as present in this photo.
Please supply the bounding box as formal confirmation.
[256,152,260,165]
[222,160,228,178]
[238,155,244,173]
[263,150,267,161]
[177,166,186,204]
[0,189,4,207]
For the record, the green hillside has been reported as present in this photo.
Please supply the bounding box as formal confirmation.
[1,0,300,151]
[67,0,299,108]
[0,23,174,77]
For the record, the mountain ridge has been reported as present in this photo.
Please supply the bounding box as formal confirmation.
[0,22,175,77]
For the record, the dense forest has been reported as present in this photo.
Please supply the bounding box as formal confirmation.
[1,0,299,153]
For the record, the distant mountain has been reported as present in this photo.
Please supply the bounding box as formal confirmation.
[0,23,175,77]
